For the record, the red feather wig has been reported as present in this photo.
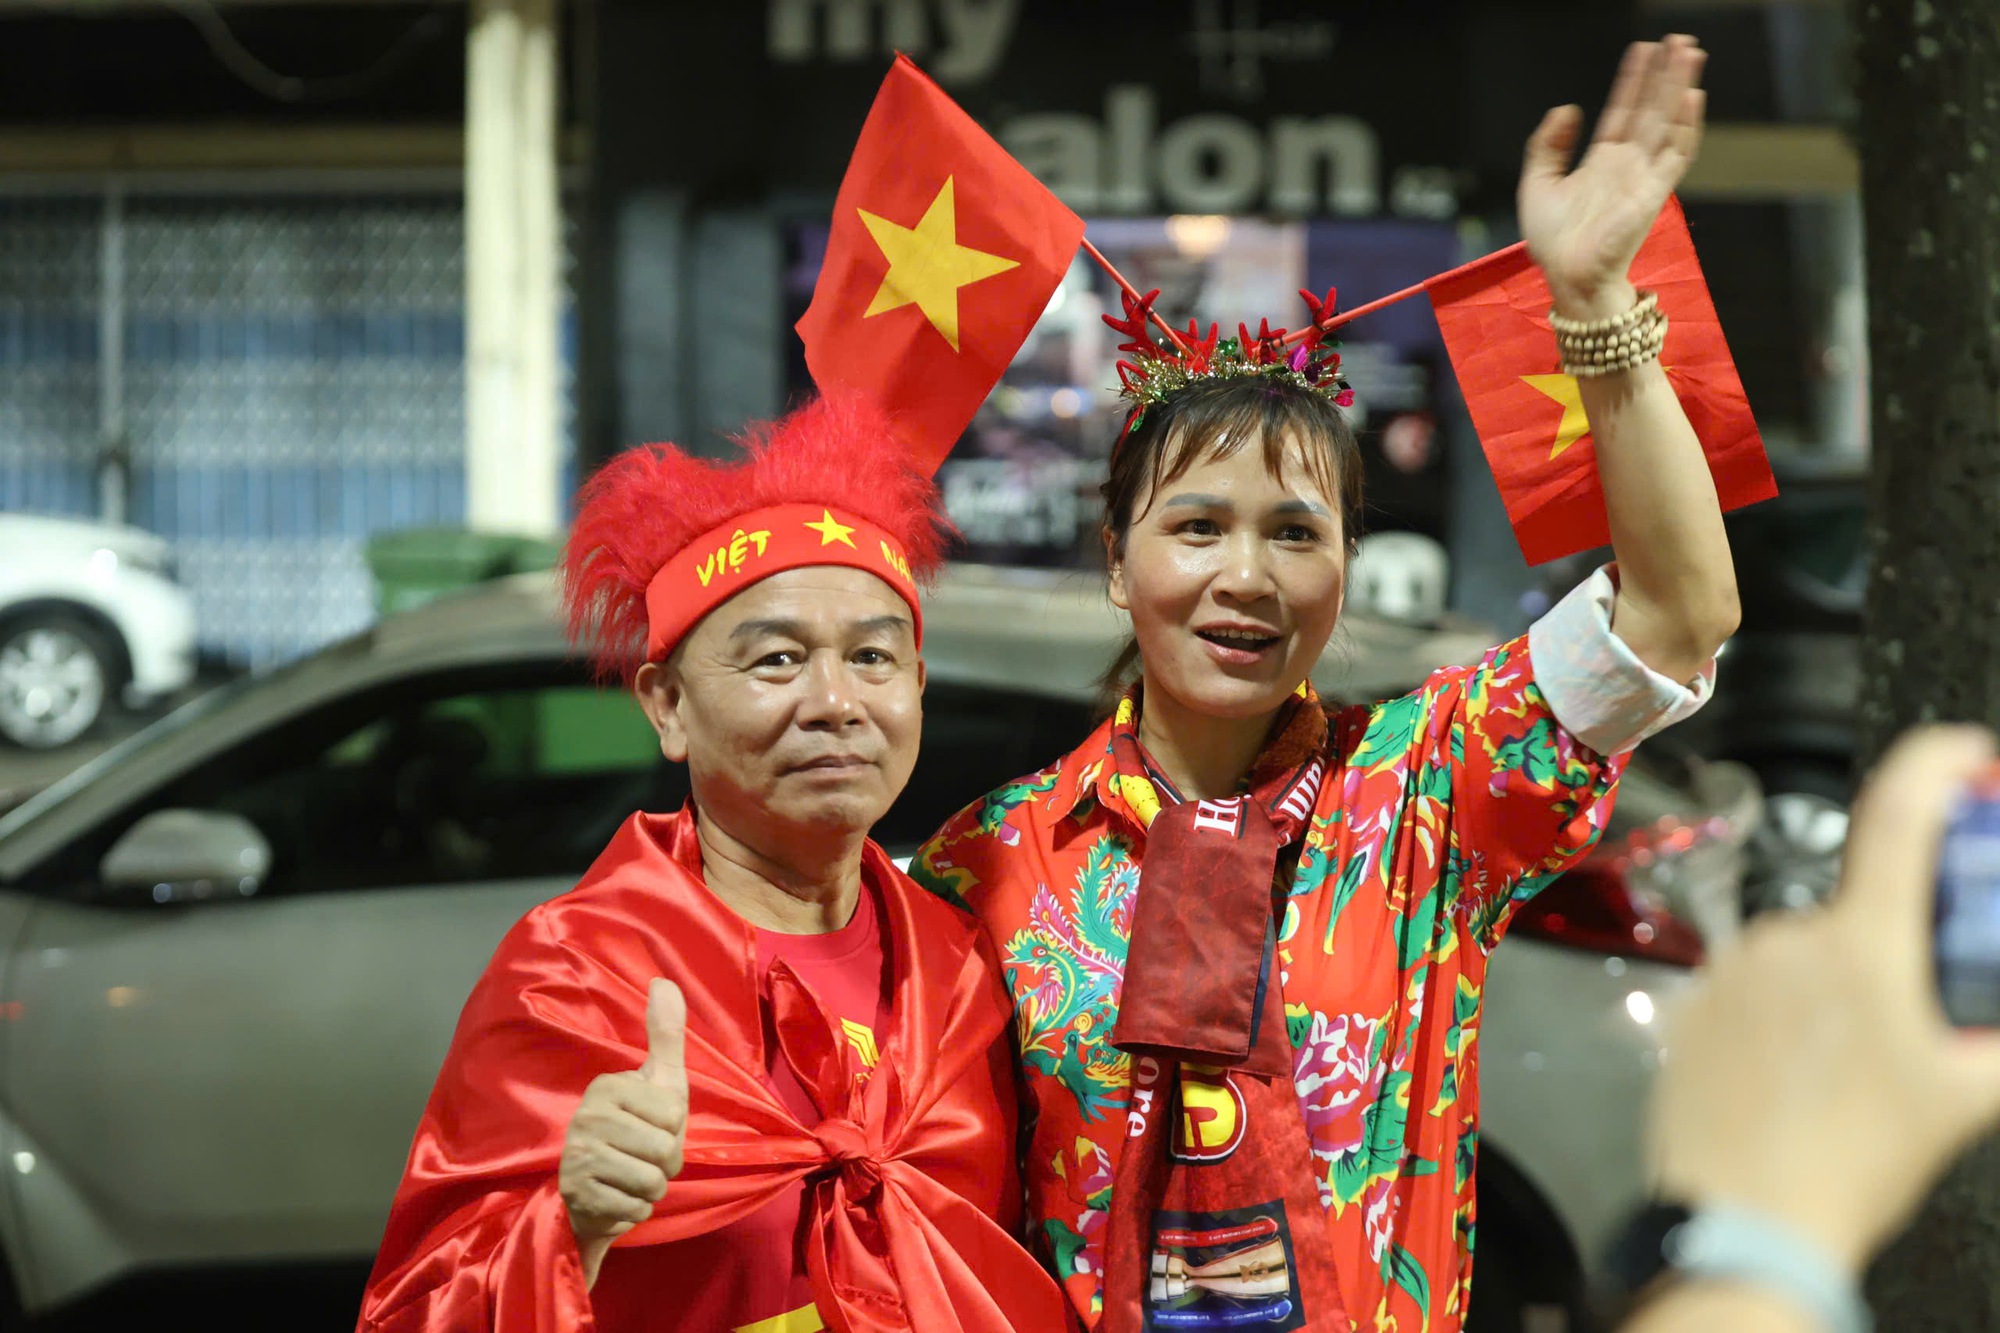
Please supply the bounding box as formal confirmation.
[562,393,952,683]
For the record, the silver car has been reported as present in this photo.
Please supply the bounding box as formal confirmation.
[0,566,1755,1331]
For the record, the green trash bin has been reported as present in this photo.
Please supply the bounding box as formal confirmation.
[365,528,562,617]
[500,534,563,576]
[364,527,587,775]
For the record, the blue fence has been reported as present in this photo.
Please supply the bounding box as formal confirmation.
[0,188,576,671]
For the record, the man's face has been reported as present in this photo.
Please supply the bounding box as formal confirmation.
[637,566,924,850]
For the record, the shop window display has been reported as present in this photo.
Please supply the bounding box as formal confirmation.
[783,215,1461,569]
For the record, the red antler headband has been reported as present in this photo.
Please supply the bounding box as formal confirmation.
[1100,286,1357,444]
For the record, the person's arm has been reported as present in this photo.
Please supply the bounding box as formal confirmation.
[1622,1285,1819,1333]
[1400,633,1625,948]
[1622,726,2000,1333]
[1518,35,1740,686]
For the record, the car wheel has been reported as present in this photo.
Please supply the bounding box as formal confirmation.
[1743,759,1852,916]
[0,613,117,750]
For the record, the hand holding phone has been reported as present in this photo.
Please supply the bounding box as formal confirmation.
[1934,764,2000,1027]
[1650,727,2000,1277]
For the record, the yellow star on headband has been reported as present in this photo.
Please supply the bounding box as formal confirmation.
[804,509,857,547]
[858,177,1019,353]
[1522,373,1593,460]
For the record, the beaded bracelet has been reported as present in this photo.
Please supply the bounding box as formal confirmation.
[1549,289,1668,378]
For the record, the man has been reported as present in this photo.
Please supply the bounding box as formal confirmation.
[357,394,1067,1333]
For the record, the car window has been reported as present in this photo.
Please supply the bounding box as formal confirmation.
[219,682,677,894]
[872,682,1093,855]
[24,662,688,899]
[18,661,1095,901]
[0,630,372,846]
[1767,500,1866,598]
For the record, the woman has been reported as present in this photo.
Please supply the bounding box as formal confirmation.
[911,35,1735,1333]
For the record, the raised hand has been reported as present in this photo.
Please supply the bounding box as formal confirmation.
[1518,34,1708,319]
[559,978,688,1286]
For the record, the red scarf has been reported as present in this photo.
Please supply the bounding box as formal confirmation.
[1101,688,1354,1333]
[359,806,1068,1333]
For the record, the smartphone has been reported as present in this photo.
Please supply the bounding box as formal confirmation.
[1935,764,2000,1027]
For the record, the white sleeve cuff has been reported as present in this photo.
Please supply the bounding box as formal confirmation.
[1525,565,1715,757]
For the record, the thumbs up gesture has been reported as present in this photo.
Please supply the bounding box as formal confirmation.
[560,979,688,1286]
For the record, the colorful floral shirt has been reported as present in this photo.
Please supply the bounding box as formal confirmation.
[911,570,1708,1332]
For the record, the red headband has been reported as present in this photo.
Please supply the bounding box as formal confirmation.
[642,503,923,659]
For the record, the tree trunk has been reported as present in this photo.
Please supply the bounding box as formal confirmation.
[1855,3,2000,1327]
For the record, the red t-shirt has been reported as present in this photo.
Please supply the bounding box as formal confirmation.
[590,884,892,1333]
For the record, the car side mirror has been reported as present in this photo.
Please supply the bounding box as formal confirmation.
[99,809,273,904]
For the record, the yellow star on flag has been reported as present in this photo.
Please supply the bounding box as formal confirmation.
[858,177,1019,352]
[804,509,857,547]
[1522,373,1593,460]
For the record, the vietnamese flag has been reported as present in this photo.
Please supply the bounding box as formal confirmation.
[1427,196,1775,565]
[797,55,1085,474]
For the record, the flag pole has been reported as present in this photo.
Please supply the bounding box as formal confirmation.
[1080,237,1193,356]
[1280,240,1531,346]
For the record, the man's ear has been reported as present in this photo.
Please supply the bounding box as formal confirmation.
[916,654,927,696]
[1104,529,1130,612]
[633,659,690,764]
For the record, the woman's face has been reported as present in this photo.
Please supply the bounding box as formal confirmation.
[1109,431,1346,721]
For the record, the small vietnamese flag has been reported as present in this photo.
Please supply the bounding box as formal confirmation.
[797,55,1086,473]
[1426,197,1775,565]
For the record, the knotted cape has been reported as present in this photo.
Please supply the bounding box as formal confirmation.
[358,806,1068,1333]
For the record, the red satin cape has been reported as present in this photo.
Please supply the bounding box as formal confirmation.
[357,807,1068,1333]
